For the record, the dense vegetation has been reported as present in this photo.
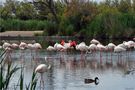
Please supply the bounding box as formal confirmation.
[0,0,135,38]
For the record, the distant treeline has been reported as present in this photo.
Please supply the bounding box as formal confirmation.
[0,0,135,38]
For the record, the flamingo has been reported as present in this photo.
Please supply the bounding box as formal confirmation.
[114,46,126,52]
[133,38,135,41]
[88,44,97,58]
[2,42,11,50]
[33,43,42,49]
[0,45,2,49]
[54,43,66,51]
[97,43,106,62]
[27,43,35,59]
[46,46,56,58]
[107,43,116,60]
[76,42,89,60]
[123,41,135,57]
[126,41,135,49]
[35,63,51,88]
[123,41,130,49]
[33,43,42,60]
[70,41,77,49]
[114,46,126,61]
[63,42,71,50]
[90,39,100,45]
[54,42,66,62]
[88,44,97,52]
[19,42,27,50]
[11,43,19,49]
[46,46,56,51]
[19,42,27,62]
[61,40,77,50]
[27,43,34,50]
[107,43,116,51]
[117,43,127,49]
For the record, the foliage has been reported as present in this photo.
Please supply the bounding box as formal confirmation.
[0,0,135,38]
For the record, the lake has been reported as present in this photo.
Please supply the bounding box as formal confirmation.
[2,49,135,90]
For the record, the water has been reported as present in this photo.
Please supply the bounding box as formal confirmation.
[2,49,135,90]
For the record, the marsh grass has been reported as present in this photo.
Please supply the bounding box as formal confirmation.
[0,62,20,89]
[25,70,38,90]
[0,50,38,90]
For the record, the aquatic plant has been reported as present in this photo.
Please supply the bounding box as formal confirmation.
[25,70,38,90]
[0,50,38,90]
[0,62,20,89]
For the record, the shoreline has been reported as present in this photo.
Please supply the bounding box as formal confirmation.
[0,31,43,36]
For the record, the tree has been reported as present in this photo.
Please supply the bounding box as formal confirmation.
[16,1,37,20]
[133,0,135,12]
[32,0,59,23]
[118,0,132,13]
[63,0,97,32]
[0,0,20,19]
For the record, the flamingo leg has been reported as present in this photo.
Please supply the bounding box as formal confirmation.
[106,51,108,62]
[100,51,102,64]
[111,51,112,61]
[40,73,45,90]
[118,53,119,61]
[81,51,83,60]
[111,51,112,64]
[94,50,96,59]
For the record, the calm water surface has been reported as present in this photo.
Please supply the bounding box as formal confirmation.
[2,50,135,90]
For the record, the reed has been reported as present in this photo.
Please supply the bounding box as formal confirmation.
[25,69,38,90]
[0,50,38,90]
[0,62,20,89]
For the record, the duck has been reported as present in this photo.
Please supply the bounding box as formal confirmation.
[84,77,99,85]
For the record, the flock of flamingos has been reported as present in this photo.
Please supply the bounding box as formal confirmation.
[0,38,135,53]
[0,38,135,87]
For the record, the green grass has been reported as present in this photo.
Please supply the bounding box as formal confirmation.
[0,50,38,90]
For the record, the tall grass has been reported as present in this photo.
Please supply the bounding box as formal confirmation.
[1,19,50,31]
[0,50,38,90]
[0,62,20,89]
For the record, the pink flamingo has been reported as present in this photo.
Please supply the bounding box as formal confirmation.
[46,46,56,51]
[33,43,42,60]
[2,42,11,49]
[90,39,100,45]
[107,43,116,60]
[35,63,51,89]
[76,42,89,60]
[19,42,27,62]
[54,42,66,62]
[97,43,106,63]
[88,44,97,58]
[114,45,126,61]
[11,43,19,49]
